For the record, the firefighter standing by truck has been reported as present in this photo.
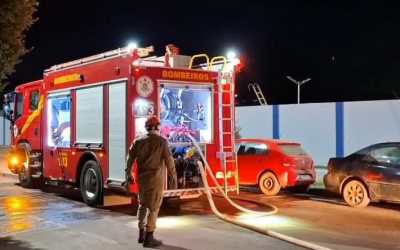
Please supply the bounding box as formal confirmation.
[125,116,177,247]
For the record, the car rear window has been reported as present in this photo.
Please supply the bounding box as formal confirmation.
[279,144,307,156]
[236,143,268,155]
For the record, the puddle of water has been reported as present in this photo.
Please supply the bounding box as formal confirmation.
[1,196,35,234]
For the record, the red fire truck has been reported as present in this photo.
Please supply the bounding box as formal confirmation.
[4,44,239,206]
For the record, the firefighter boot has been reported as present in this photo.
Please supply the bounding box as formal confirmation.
[143,231,163,248]
[138,228,145,243]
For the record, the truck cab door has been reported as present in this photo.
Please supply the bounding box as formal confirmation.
[13,92,25,139]
[12,87,42,146]
[26,89,41,149]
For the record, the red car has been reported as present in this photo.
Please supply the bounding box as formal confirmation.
[236,139,316,196]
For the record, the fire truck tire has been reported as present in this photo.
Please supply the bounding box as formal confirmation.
[16,143,34,188]
[259,171,281,196]
[80,160,103,207]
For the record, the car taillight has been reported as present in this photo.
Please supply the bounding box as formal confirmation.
[282,157,295,168]
[327,161,333,173]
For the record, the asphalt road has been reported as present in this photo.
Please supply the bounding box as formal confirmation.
[238,187,400,250]
[1,174,399,250]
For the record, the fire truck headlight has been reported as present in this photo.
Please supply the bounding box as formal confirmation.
[127,42,138,52]
[10,156,19,166]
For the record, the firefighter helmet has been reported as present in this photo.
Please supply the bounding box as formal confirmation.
[145,116,161,131]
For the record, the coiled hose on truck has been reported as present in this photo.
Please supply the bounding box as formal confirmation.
[187,135,331,250]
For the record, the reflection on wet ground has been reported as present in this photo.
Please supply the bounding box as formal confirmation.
[0,180,264,237]
[1,176,400,250]
[3,196,34,234]
[0,183,114,237]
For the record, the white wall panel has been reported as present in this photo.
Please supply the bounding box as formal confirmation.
[280,103,336,166]
[235,106,272,139]
[344,100,400,155]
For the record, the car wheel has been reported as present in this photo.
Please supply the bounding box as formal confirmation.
[259,172,281,196]
[80,160,103,207]
[343,180,370,208]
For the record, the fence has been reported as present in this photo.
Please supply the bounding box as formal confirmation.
[236,100,400,166]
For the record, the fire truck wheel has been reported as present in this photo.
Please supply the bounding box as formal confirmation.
[259,171,281,196]
[80,160,103,207]
[17,143,33,188]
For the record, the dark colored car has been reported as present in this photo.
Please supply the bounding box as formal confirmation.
[324,142,400,208]
[236,139,315,196]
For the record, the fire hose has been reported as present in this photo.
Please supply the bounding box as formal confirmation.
[187,135,331,250]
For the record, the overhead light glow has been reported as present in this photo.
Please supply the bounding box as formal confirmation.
[232,58,241,66]
[127,42,138,51]
[227,51,237,60]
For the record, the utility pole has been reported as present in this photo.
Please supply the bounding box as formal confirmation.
[286,76,311,104]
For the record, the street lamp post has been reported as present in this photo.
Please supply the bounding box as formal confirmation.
[286,76,311,104]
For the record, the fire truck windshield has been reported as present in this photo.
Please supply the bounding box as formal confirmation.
[15,93,23,119]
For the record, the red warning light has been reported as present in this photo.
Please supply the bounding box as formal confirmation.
[236,56,245,72]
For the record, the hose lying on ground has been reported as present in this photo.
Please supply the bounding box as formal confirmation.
[187,135,331,250]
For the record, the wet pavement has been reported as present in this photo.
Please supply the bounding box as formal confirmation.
[0,175,305,250]
[0,147,12,177]
[1,174,400,250]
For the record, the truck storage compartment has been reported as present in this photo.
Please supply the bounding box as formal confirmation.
[169,144,205,190]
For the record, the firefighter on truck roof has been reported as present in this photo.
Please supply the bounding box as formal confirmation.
[125,115,177,248]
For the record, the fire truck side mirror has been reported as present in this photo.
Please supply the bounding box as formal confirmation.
[2,103,13,122]
[3,93,14,122]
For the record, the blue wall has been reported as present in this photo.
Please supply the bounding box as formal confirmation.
[236,99,400,166]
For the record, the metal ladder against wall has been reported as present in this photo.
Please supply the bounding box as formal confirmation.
[248,83,267,105]
[218,78,237,195]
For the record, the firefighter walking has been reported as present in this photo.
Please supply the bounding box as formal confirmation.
[125,116,177,248]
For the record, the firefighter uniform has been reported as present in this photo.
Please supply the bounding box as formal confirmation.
[126,132,177,233]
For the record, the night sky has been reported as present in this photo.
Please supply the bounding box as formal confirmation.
[8,1,400,105]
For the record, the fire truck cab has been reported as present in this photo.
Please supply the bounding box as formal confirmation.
[4,44,238,206]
